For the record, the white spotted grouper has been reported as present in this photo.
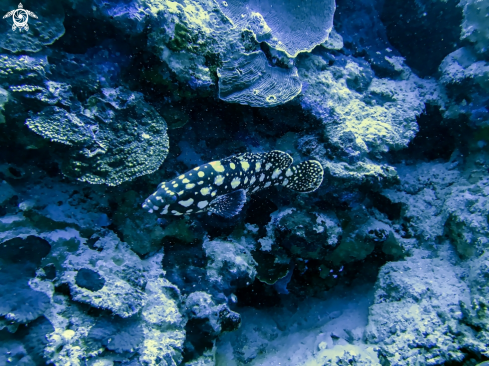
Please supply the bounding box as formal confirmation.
[142,150,323,218]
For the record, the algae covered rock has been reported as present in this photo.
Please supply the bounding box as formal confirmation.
[365,249,480,365]
[439,47,489,127]
[185,291,241,359]
[0,87,7,124]
[20,228,188,366]
[267,208,342,260]
[0,53,49,85]
[460,0,489,54]
[26,87,169,186]
[59,231,148,317]
[299,54,438,156]
[203,237,257,291]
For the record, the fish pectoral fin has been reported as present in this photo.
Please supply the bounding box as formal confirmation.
[208,189,247,218]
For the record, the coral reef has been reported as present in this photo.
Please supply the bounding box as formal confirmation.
[1,0,489,364]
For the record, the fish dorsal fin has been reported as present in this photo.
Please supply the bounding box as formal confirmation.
[264,150,293,170]
[208,189,247,218]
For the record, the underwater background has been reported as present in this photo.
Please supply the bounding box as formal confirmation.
[1,0,489,364]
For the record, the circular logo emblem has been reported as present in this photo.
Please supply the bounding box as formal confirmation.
[12,8,29,31]
[3,3,38,32]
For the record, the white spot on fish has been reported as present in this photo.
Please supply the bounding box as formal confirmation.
[211,191,217,197]
[252,186,260,193]
[231,177,241,188]
[240,161,250,171]
[255,162,261,172]
[186,183,196,189]
[198,171,205,178]
[172,210,183,216]
[178,175,185,179]
[194,166,200,171]
[197,201,208,209]
[182,178,190,184]
[244,176,249,184]
[156,196,163,201]
[148,209,154,213]
[173,184,178,188]
[153,205,159,210]
[210,161,225,172]
[265,163,273,170]
[259,173,265,182]
[264,182,271,188]
[162,205,169,214]
[285,168,293,177]
[178,190,184,195]
[271,169,281,179]
[214,175,225,186]
[200,187,211,195]
[230,163,236,170]
[282,178,289,186]
[250,176,256,184]
[178,198,194,207]
[198,181,204,185]
[186,209,193,213]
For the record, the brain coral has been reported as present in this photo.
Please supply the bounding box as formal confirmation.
[217,0,336,57]
[26,87,169,186]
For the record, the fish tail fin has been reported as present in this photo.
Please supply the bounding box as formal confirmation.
[284,160,324,193]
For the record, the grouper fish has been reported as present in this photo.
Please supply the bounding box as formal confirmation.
[142,150,323,218]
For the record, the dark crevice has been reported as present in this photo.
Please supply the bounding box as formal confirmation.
[389,104,466,163]
[380,0,463,77]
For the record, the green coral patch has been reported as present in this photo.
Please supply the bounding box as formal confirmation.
[26,87,169,186]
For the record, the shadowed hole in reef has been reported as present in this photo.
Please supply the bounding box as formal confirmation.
[8,166,22,178]
[245,192,279,237]
[199,215,238,239]
[367,191,403,221]
[52,8,120,54]
[389,104,466,162]
[287,241,396,298]
[235,278,282,308]
[183,318,215,362]
[163,238,208,294]
[380,0,462,77]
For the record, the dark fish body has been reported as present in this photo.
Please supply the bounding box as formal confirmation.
[142,151,323,218]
